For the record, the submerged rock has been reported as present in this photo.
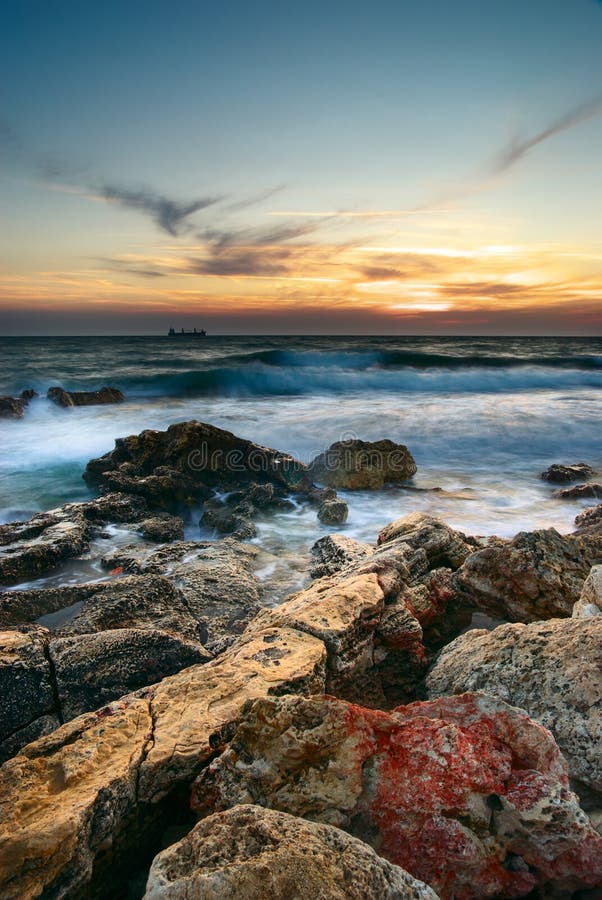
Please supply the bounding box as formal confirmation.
[192,692,602,899]
[0,626,326,899]
[310,438,417,490]
[541,462,595,483]
[317,497,349,525]
[47,385,125,407]
[553,482,602,500]
[451,527,594,621]
[426,618,602,803]
[0,390,37,420]
[144,805,437,900]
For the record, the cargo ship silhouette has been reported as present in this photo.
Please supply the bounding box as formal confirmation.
[168,327,207,336]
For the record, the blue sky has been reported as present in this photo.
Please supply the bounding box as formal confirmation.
[1,0,602,333]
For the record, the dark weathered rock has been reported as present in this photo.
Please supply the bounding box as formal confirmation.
[139,514,185,542]
[0,508,91,585]
[101,540,261,647]
[0,626,326,899]
[310,438,417,490]
[317,497,349,525]
[427,618,602,804]
[84,420,310,498]
[451,527,594,621]
[0,493,149,585]
[541,462,596,484]
[575,503,602,530]
[144,805,437,899]
[0,390,37,419]
[0,628,59,764]
[47,385,125,407]
[50,628,211,719]
[0,574,205,642]
[310,534,373,579]
[553,482,602,500]
[192,693,602,899]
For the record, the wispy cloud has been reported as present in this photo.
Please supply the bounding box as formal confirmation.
[99,186,222,235]
[492,94,602,174]
[224,184,287,212]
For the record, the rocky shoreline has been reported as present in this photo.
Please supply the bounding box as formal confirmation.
[0,420,601,898]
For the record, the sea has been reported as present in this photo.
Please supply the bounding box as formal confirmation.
[1,335,601,590]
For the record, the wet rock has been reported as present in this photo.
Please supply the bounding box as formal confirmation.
[573,565,602,618]
[310,438,417,490]
[139,514,185,542]
[541,462,596,483]
[0,390,36,419]
[50,628,211,719]
[0,574,205,642]
[451,527,594,621]
[553,482,602,500]
[378,512,475,570]
[80,491,148,523]
[575,503,602,530]
[47,385,125,407]
[200,500,257,539]
[426,618,602,802]
[193,692,602,899]
[84,420,311,500]
[0,628,59,764]
[0,626,326,899]
[0,507,91,585]
[310,534,373,579]
[317,497,349,525]
[144,805,437,900]
[101,540,262,647]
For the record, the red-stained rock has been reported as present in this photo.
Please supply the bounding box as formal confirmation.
[192,692,602,900]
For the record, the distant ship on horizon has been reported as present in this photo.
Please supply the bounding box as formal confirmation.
[167,327,207,337]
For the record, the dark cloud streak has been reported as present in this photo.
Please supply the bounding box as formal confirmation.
[99,186,222,235]
[492,95,602,175]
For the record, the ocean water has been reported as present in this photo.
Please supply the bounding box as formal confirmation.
[1,335,601,584]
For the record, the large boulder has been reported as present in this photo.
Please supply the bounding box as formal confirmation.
[0,626,326,899]
[0,628,60,764]
[144,805,437,900]
[47,386,125,407]
[84,420,311,502]
[101,540,262,648]
[426,618,602,803]
[451,527,594,621]
[192,692,602,899]
[310,438,416,490]
[541,462,595,483]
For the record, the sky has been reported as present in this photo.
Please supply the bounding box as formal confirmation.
[1,0,602,335]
